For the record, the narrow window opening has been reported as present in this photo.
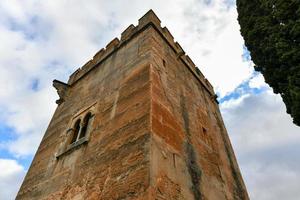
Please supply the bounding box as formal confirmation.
[202,127,207,135]
[202,127,212,147]
[172,153,176,168]
[70,119,81,144]
[163,59,166,67]
[79,112,92,139]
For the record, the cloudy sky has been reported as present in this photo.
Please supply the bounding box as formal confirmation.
[0,0,299,199]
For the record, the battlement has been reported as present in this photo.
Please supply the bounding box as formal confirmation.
[18,10,248,200]
[67,10,215,97]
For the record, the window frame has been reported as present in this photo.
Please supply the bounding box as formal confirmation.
[56,107,95,159]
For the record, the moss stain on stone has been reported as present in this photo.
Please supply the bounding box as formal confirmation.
[180,94,203,200]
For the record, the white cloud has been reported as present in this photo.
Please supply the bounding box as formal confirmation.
[220,93,250,109]
[222,90,300,152]
[0,159,25,200]
[174,0,254,96]
[221,90,300,199]
[0,0,252,157]
[242,151,300,200]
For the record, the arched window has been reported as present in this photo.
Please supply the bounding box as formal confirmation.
[70,119,81,144]
[79,112,92,139]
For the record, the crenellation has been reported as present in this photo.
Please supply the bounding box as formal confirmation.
[105,37,120,51]
[66,9,215,96]
[68,38,120,85]
[121,24,136,42]
[68,68,81,85]
[93,48,105,63]
[185,55,196,69]
[68,61,92,86]
[181,55,195,73]
[205,79,214,93]
[138,9,161,28]
[161,27,174,45]
[81,60,94,74]
[174,41,185,56]
[195,67,204,78]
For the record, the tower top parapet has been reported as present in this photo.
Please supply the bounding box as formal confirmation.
[67,9,215,97]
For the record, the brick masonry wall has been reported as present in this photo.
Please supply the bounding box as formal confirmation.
[147,25,248,199]
[17,26,155,200]
[17,10,248,200]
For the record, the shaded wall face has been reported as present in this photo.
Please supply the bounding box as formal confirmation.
[17,28,158,200]
[149,30,248,200]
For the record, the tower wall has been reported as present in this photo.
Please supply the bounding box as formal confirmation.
[146,24,248,199]
[17,25,156,200]
[17,10,248,200]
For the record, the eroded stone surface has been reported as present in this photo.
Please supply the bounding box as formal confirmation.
[17,10,248,200]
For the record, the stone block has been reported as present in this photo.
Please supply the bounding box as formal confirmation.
[121,24,136,41]
[138,9,161,28]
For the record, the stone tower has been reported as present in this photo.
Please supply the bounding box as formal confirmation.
[17,10,249,200]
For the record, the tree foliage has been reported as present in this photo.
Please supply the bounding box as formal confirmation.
[237,0,300,126]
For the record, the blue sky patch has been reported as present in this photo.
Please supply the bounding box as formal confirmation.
[0,123,16,140]
[5,15,52,41]
[224,0,236,9]
[0,124,17,160]
[17,156,33,170]
[7,17,37,40]
[0,123,33,170]
[242,45,251,62]
[31,78,40,91]
[219,72,267,103]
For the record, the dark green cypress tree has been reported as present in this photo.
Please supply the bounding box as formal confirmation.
[237,0,300,126]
